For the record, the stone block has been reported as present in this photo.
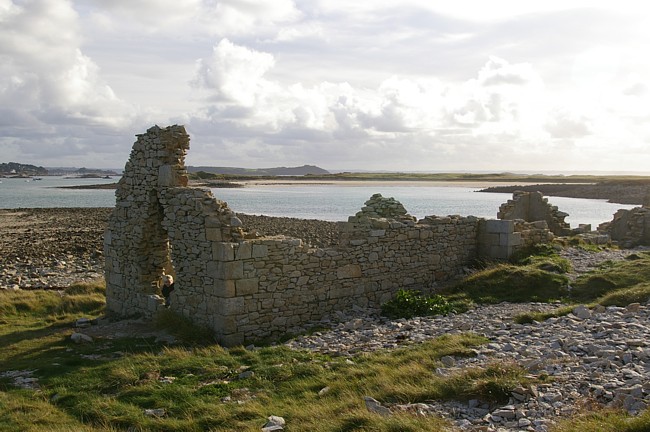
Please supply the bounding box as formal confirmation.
[205,215,222,228]
[206,227,222,241]
[217,297,246,315]
[158,165,174,186]
[236,242,252,260]
[236,278,259,296]
[109,272,123,286]
[213,243,235,261]
[252,244,268,258]
[485,219,514,234]
[213,279,236,297]
[218,332,244,347]
[216,261,244,279]
[337,264,362,279]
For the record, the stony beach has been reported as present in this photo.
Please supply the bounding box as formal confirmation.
[0,207,340,290]
[2,207,649,431]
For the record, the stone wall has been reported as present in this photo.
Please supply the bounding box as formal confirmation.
[498,191,571,236]
[598,206,650,248]
[105,125,554,346]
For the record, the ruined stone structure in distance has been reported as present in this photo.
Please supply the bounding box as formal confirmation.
[105,125,559,346]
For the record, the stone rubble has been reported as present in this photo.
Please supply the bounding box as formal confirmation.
[285,300,650,431]
[0,370,40,390]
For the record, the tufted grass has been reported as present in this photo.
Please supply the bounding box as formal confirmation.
[551,407,650,432]
[0,289,504,432]
[447,263,570,304]
[570,251,650,301]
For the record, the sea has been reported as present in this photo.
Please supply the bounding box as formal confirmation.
[0,176,636,229]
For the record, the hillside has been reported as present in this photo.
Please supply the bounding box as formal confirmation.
[0,162,47,176]
[187,164,330,176]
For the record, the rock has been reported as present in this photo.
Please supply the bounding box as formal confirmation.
[75,318,92,328]
[440,355,456,367]
[262,415,285,431]
[364,396,391,416]
[238,370,255,379]
[144,408,166,417]
[70,332,93,344]
[626,303,641,313]
[572,305,591,320]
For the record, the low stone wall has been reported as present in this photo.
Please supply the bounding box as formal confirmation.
[163,193,480,345]
[105,125,556,346]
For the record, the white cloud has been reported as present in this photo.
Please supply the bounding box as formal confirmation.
[83,0,300,36]
[192,39,276,106]
[0,0,137,166]
[1,0,649,172]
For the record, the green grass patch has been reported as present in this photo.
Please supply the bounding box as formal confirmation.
[1,297,495,432]
[514,305,574,324]
[571,252,650,301]
[596,282,650,307]
[154,309,215,345]
[0,279,105,319]
[551,407,650,432]
[448,264,569,304]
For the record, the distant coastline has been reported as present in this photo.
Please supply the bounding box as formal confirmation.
[58,173,650,206]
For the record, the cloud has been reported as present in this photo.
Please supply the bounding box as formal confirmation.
[0,0,134,126]
[191,39,276,106]
[544,111,592,138]
[84,0,301,36]
[1,1,649,172]
[0,0,139,167]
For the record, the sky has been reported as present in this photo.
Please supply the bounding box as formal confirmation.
[1,0,649,173]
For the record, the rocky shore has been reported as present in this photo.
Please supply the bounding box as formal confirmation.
[0,207,340,290]
[480,182,650,205]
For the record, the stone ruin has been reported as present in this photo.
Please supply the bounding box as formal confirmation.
[498,190,572,236]
[599,206,650,248]
[105,125,582,346]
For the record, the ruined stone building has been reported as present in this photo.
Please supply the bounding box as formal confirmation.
[105,125,561,346]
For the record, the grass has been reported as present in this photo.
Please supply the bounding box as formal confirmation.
[446,263,570,304]
[2,282,531,431]
[3,246,650,431]
[551,407,650,432]
[570,252,650,301]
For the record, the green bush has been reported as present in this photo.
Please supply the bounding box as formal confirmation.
[381,289,456,319]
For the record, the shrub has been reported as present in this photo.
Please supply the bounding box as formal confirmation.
[381,289,455,319]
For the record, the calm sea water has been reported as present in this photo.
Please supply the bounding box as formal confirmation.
[210,184,634,229]
[0,176,635,229]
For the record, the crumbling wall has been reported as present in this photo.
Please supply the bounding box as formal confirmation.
[104,125,246,317]
[105,125,556,346]
[498,191,571,236]
[598,206,650,248]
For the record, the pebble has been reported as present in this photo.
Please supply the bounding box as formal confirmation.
[286,301,650,431]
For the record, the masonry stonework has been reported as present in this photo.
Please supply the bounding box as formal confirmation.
[498,190,571,236]
[105,125,558,346]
